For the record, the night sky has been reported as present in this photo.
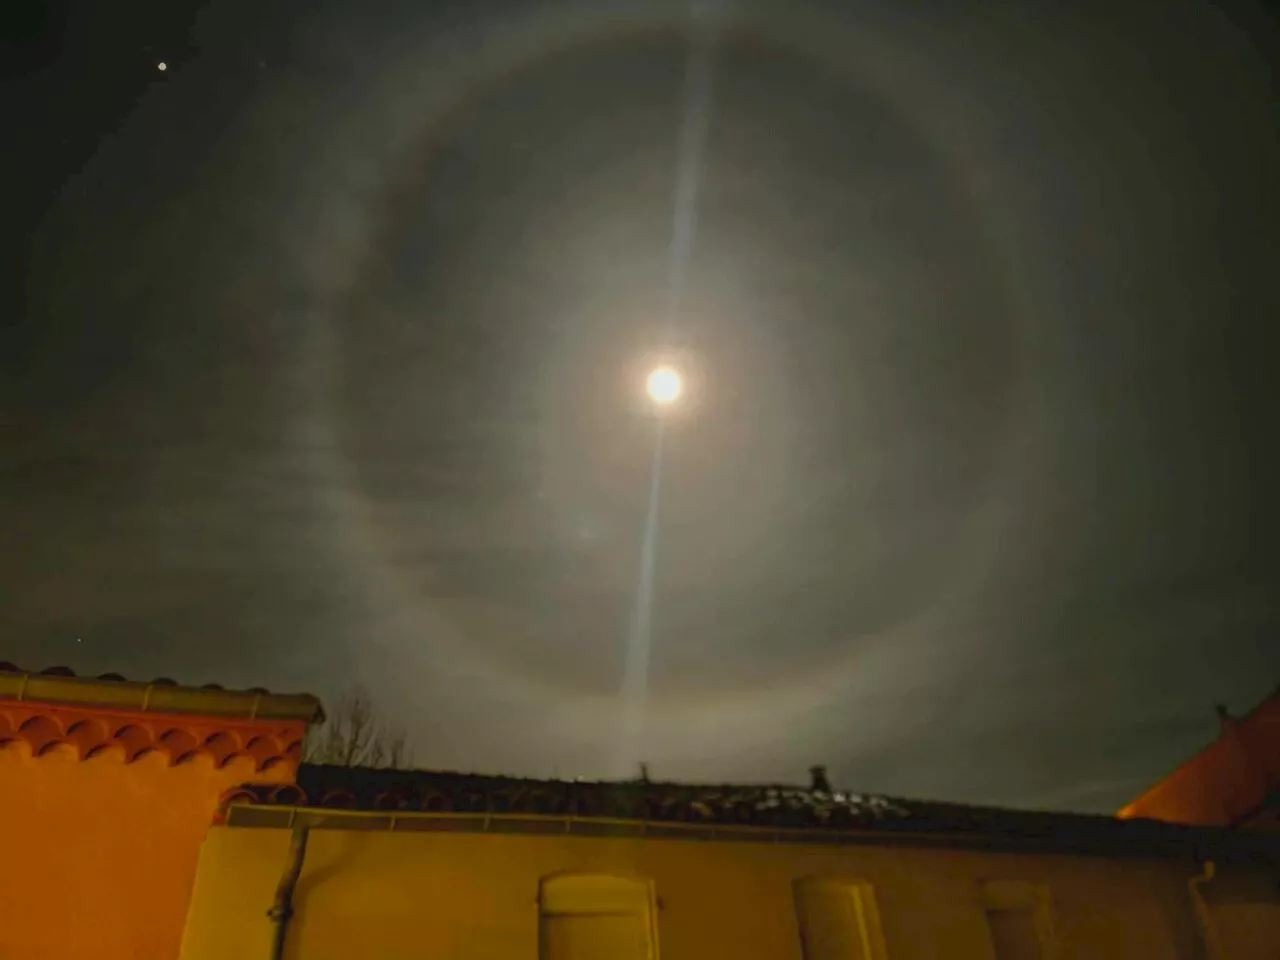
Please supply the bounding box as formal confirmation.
[3,0,1278,812]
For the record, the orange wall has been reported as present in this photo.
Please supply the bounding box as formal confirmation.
[0,703,302,960]
[178,819,1232,960]
[1119,693,1280,827]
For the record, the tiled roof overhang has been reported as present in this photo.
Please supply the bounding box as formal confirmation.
[0,664,323,721]
[0,664,322,770]
[217,766,1280,864]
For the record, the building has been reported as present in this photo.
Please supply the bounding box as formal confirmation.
[1118,688,1280,830]
[0,663,321,959]
[3,662,1279,959]
[192,766,1280,960]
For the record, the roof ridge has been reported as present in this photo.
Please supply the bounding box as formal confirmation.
[0,663,323,723]
[304,766,1180,824]
[0,662,289,696]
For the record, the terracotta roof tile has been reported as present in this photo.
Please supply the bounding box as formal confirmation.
[1,663,264,693]
[218,765,1280,863]
[0,701,307,770]
[0,663,323,722]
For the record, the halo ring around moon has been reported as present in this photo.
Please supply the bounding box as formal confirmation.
[317,4,1040,736]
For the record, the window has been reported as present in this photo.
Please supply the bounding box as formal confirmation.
[539,874,656,960]
[980,880,1055,960]
[793,876,889,960]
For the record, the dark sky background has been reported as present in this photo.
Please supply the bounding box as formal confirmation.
[3,0,1278,812]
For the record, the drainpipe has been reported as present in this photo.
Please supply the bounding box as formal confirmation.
[1188,860,1223,960]
[268,821,312,960]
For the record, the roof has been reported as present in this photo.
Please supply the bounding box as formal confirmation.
[1230,785,1280,831]
[220,765,1280,864]
[0,663,323,771]
[0,663,324,723]
[1117,686,1280,826]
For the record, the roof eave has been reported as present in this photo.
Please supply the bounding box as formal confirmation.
[0,670,323,724]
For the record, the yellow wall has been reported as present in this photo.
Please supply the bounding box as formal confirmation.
[177,817,1251,960]
[1201,867,1280,960]
[0,741,294,960]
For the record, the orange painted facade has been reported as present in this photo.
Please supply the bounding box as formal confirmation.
[1118,688,1280,829]
[0,667,320,960]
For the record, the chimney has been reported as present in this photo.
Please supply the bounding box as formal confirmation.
[809,765,832,794]
[1216,703,1238,735]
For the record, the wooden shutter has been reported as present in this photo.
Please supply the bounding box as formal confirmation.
[539,875,655,960]
[980,880,1055,960]
[794,877,888,960]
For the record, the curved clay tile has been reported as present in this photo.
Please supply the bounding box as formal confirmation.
[0,665,320,721]
[84,742,121,761]
[418,791,452,812]
[372,790,408,811]
[216,786,264,821]
[268,784,307,806]
[0,704,305,772]
[489,786,520,812]
[458,789,488,813]
[244,734,284,767]
[202,730,241,753]
[113,724,154,762]
[319,788,357,808]
[519,789,549,814]
[158,727,200,754]
[206,747,243,773]
[65,718,110,756]
[215,751,253,770]
[17,715,62,751]
[65,717,109,740]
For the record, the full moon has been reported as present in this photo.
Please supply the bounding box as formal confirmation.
[646,366,682,405]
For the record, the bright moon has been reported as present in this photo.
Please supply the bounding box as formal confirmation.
[646,366,682,405]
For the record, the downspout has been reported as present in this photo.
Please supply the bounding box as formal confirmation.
[268,821,312,960]
[1188,860,1223,960]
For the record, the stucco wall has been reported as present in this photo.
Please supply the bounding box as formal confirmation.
[1201,868,1280,960]
[0,723,300,960]
[178,822,1229,960]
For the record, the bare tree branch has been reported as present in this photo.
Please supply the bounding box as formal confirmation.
[303,689,411,769]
